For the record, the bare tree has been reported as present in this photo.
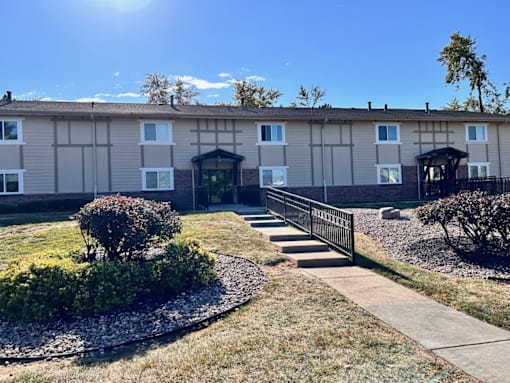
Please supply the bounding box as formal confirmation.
[232,80,282,107]
[291,85,326,107]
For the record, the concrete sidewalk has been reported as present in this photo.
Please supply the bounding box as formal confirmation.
[301,266,510,383]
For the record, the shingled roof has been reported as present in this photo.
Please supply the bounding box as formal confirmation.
[1,100,509,122]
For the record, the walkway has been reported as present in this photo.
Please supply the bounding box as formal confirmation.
[241,212,510,383]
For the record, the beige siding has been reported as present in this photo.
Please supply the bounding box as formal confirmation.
[144,146,172,168]
[57,147,82,193]
[173,119,197,168]
[23,118,55,194]
[237,121,258,168]
[286,122,312,187]
[352,123,376,185]
[466,144,487,162]
[96,148,110,192]
[110,119,141,191]
[400,123,419,164]
[71,121,93,144]
[377,145,399,164]
[332,147,352,185]
[259,145,284,166]
[0,146,21,168]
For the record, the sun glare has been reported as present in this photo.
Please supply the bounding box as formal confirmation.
[112,0,153,13]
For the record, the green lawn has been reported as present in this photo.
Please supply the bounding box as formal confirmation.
[0,211,486,382]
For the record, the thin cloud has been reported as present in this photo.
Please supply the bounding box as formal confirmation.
[75,97,107,103]
[217,72,231,78]
[113,71,120,77]
[94,92,140,98]
[207,93,221,98]
[179,75,231,90]
[245,75,265,82]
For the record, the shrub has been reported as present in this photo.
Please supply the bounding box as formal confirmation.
[149,239,216,294]
[0,241,216,321]
[75,195,182,262]
[416,190,510,255]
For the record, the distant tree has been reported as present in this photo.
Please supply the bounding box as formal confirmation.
[443,98,462,111]
[438,32,509,113]
[232,80,282,107]
[173,77,198,105]
[140,74,199,105]
[291,85,326,107]
[140,73,172,104]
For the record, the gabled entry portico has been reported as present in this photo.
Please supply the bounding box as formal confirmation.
[191,149,245,208]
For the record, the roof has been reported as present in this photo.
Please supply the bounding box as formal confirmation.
[1,100,509,122]
[416,146,469,160]
[191,148,245,163]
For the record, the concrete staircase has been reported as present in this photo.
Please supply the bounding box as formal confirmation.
[242,213,351,267]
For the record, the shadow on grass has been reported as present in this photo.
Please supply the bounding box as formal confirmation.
[0,212,75,227]
[355,251,414,283]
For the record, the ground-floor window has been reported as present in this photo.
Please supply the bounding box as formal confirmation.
[0,169,24,194]
[376,164,402,185]
[140,168,174,191]
[468,162,490,178]
[259,166,288,188]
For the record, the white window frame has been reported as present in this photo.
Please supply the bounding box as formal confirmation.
[259,166,288,188]
[375,164,402,185]
[140,168,175,191]
[375,123,400,144]
[0,119,24,145]
[0,169,25,194]
[465,124,488,143]
[467,162,490,178]
[256,122,287,145]
[139,120,175,145]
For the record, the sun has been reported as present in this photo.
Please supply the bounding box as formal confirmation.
[112,0,153,13]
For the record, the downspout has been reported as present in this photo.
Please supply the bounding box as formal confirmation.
[91,113,98,199]
[191,163,196,212]
[416,161,421,200]
[322,119,328,202]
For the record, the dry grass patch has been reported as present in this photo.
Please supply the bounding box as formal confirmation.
[1,270,476,383]
[355,232,510,330]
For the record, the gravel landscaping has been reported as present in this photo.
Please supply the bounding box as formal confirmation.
[350,208,510,281]
[0,254,266,360]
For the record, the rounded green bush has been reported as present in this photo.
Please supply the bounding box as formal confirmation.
[0,241,216,322]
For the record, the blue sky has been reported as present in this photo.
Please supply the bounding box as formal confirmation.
[2,0,509,109]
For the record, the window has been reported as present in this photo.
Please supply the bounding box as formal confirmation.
[376,164,402,184]
[468,163,490,178]
[376,124,400,143]
[259,166,288,188]
[139,121,173,144]
[141,168,174,191]
[466,124,487,142]
[0,170,24,194]
[0,120,23,144]
[257,123,286,144]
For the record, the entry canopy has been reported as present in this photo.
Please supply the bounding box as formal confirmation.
[191,148,245,163]
[416,146,468,161]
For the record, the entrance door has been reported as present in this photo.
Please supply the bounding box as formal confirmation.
[202,169,233,204]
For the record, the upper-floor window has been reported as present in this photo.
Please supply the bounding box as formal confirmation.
[375,124,400,143]
[0,169,24,194]
[139,121,174,144]
[0,120,23,144]
[466,124,487,142]
[257,123,286,144]
[376,164,402,184]
[259,166,288,188]
[141,168,174,191]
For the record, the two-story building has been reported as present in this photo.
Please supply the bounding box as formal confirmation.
[1,93,509,210]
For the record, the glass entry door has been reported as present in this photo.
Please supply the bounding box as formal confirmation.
[202,169,233,204]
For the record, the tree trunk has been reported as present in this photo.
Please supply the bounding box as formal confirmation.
[477,80,484,113]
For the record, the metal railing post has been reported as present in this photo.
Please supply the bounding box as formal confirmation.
[309,200,313,236]
[283,194,287,223]
[350,215,355,264]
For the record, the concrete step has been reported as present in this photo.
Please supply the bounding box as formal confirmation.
[274,240,329,253]
[285,251,351,267]
[256,226,311,241]
[242,214,275,221]
[249,219,287,228]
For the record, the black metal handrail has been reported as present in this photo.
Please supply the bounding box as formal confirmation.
[266,188,355,263]
[456,176,510,195]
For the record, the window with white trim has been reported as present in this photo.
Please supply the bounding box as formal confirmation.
[0,120,22,144]
[375,124,400,143]
[0,170,24,194]
[468,162,490,178]
[259,166,288,187]
[376,164,402,184]
[141,168,174,191]
[257,123,286,144]
[466,124,487,142]
[139,121,173,144]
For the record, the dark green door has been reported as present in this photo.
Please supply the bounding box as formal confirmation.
[202,169,233,204]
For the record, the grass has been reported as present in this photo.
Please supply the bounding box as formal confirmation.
[355,232,510,331]
[0,211,480,382]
